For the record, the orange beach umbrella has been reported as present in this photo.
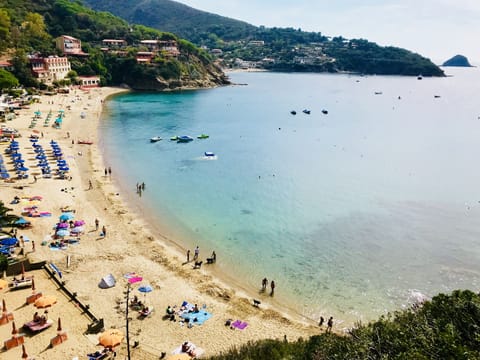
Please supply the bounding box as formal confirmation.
[34,295,57,308]
[98,328,124,348]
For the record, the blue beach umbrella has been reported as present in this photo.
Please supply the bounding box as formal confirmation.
[0,238,17,246]
[138,284,153,302]
[59,212,75,221]
[14,159,24,163]
[11,153,21,158]
[59,166,69,171]
[56,229,70,237]
[17,166,29,172]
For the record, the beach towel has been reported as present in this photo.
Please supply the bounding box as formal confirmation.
[180,310,212,326]
[231,320,248,330]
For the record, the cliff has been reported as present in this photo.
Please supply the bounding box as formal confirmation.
[442,55,472,67]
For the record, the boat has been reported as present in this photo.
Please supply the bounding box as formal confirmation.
[290,110,297,115]
[150,136,162,142]
[204,152,215,157]
[177,135,194,143]
[417,75,423,80]
[322,109,328,115]
[302,109,311,114]
[197,134,209,139]
[170,136,179,141]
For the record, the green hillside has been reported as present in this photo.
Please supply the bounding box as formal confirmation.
[0,0,229,90]
[82,0,444,76]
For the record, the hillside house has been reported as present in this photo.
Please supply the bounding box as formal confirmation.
[56,35,87,56]
[30,56,71,84]
[78,76,100,88]
[139,40,179,57]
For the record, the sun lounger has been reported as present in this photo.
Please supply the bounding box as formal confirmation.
[9,278,33,290]
[87,350,110,360]
[23,319,53,332]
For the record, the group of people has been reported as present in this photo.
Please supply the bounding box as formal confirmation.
[33,310,48,325]
[185,246,217,264]
[261,277,276,296]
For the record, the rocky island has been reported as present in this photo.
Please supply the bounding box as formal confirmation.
[442,54,473,67]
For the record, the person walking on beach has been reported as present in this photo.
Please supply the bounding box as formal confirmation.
[32,240,35,252]
[262,277,268,291]
[194,246,199,260]
[95,218,99,231]
[319,316,324,328]
[108,167,112,176]
[186,249,190,262]
[88,179,93,190]
[270,280,275,296]
[102,225,106,237]
[141,182,145,191]
[327,316,333,332]
[104,168,107,176]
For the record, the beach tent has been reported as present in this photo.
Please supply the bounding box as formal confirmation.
[98,274,116,289]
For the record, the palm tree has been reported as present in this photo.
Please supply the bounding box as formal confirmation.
[0,201,19,236]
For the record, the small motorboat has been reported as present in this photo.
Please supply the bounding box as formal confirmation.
[417,75,423,80]
[290,110,297,115]
[150,136,162,142]
[322,109,328,115]
[170,136,179,141]
[177,135,194,143]
[204,152,215,157]
[302,109,311,114]
[197,134,209,139]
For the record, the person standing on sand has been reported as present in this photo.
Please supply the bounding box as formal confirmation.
[88,180,93,190]
[186,249,190,262]
[319,316,324,328]
[102,225,106,237]
[262,277,268,291]
[194,246,199,260]
[104,168,107,176]
[108,167,112,176]
[327,316,333,332]
[270,280,275,296]
[95,218,99,231]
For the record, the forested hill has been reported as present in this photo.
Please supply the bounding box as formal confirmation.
[0,0,229,90]
[82,0,444,77]
[82,0,257,42]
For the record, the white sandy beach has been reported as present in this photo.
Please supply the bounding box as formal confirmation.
[0,86,320,359]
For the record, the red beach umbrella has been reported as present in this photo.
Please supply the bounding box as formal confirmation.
[21,344,28,359]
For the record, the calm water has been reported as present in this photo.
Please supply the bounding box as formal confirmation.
[101,68,480,327]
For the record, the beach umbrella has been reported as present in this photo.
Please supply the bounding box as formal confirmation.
[11,321,18,335]
[11,153,21,158]
[13,158,24,163]
[70,226,84,234]
[56,222,69,229]
[0,279,7,290]
[59,166,69,172]
[0,238,17,246]
[29,138,38,143]
[17,166,29,172]
[98,329,124,349]
[127,276,143,284]
[56,229,70,237]
[21,344,28,359]
[59,212,74,221]
[15,218,30,226]
[34,295,57,308]
[73,220,85,227]
[138,284,153,302]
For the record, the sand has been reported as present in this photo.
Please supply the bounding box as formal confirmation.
[0,86,320,359]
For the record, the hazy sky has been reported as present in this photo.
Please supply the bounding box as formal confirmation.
[177,0,479,64]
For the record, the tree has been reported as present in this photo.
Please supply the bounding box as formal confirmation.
[0,201,19,236]
[0,9,11,51]
[0,69,19,89]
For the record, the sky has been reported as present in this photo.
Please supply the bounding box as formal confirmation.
[177,0,479,65]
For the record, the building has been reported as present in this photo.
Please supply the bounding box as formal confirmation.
[102,39,127,49]
[56,35,87,56]
[136,51,155,64]
[139,40,179,57]
[30,56,71,84]
[78,76,100,88]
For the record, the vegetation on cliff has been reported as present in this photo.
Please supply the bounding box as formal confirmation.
[83,0,444,77]
[207,290,480,359]
[0,0,229,90]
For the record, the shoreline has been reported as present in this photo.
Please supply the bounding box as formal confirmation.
[0,87,321,359]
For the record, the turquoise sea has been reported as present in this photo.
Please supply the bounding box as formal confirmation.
[100,68,480,327]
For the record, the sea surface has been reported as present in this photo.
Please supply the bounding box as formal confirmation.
[100,68,480,327]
